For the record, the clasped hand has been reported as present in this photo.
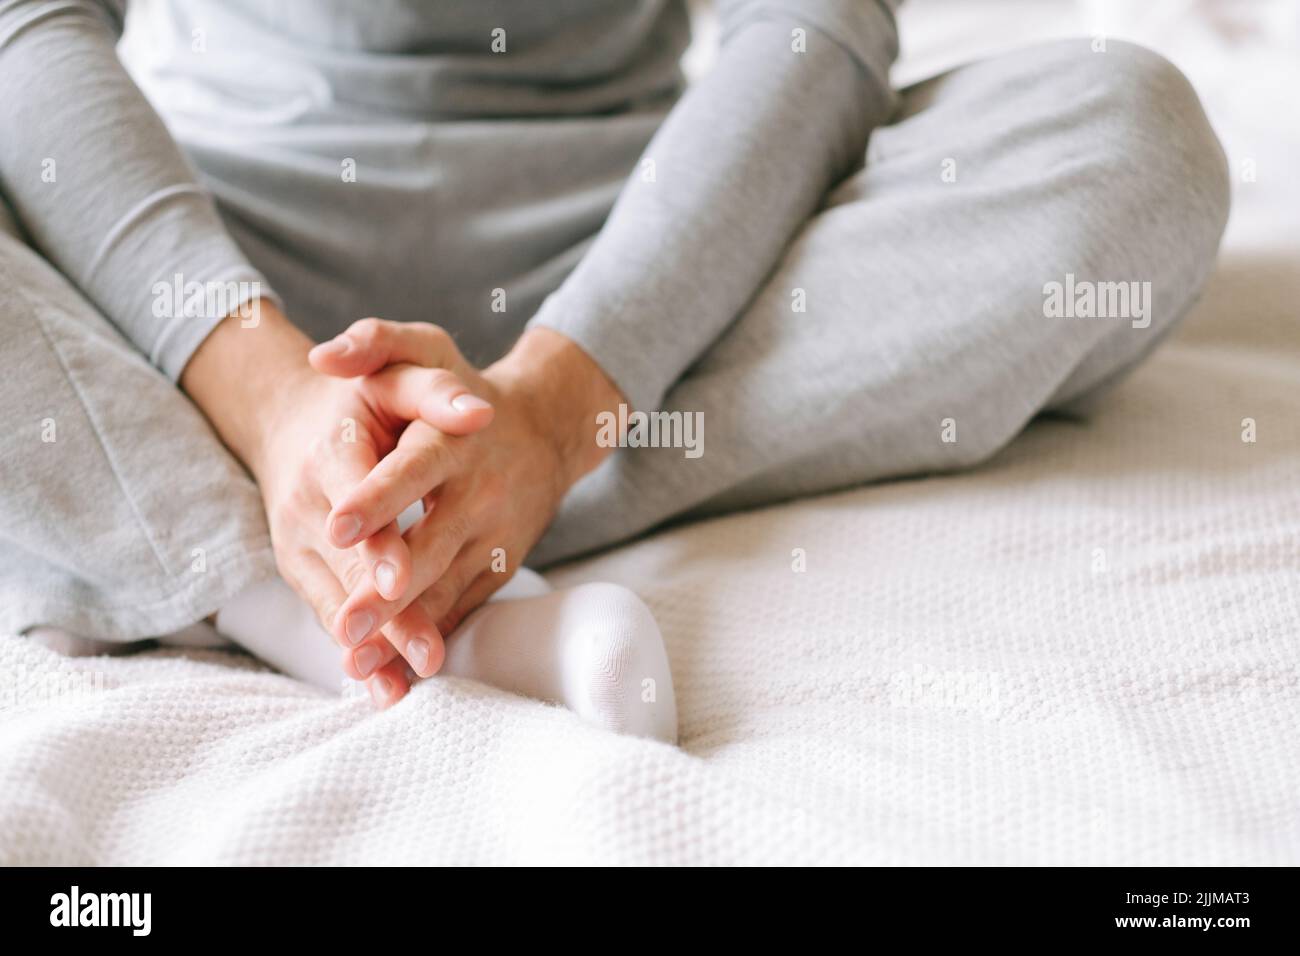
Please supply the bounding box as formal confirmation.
[248,318,613,705]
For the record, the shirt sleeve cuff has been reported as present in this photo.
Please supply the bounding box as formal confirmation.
[528,289,673,415]
[149,266,282,383]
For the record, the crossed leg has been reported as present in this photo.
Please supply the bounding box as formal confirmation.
[533,39,1230,565]
[0,192,678,743]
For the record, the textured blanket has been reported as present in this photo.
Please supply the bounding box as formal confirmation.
[1,0,1297,865]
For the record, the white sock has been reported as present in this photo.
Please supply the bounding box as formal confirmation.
[213,578,353,694]
[212,568,678,743]
[445,574,677,742]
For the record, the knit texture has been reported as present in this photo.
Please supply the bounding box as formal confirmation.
[1,275,1296,863]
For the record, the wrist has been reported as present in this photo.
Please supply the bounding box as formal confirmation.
[488,327,625,490]
[180,298,316,479]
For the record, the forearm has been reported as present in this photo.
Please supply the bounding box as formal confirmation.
[528,4,898,414]
[0,0,273,380]
[180,300,314,479]
[489,327,626,490]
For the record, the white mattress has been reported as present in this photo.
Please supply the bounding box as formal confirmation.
[1,0,1297,864]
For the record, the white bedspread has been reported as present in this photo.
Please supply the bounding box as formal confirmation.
[1,0,1297,865]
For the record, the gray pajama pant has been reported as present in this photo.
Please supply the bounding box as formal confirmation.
[0,39,1229,641]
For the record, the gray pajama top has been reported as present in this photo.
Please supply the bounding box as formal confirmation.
[0,0,898,412]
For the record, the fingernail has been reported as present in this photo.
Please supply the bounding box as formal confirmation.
[332,512,362,545]
[345,610,374,645]
[406,637,429,673]
[451,393,492,413]
[355,643,381,677]
[369,675,391,707]
[315,335,352,356]
[373,561,398,598]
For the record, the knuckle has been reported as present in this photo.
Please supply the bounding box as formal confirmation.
[316,595,341,629]
[420,579,455,617]
[362,468,402,508]
[349,317,385,346]
[436,585,478,633]
[340,559,369,594]
[456,564,480,597]
[426,367,460,391]
[415,590,439,617]
[388,610,425,644]
[421,323,452,350]
[307,434,330,464]
[409,438,448,479]
[438,609,463,635]
[284,482,317,519]
[280,486,308,522]
[272,549,297,583]
[435,432,466,472]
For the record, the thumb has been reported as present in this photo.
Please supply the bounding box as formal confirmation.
[364,364,494,436]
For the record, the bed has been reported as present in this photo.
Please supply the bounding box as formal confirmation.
[1,0,1296,865]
